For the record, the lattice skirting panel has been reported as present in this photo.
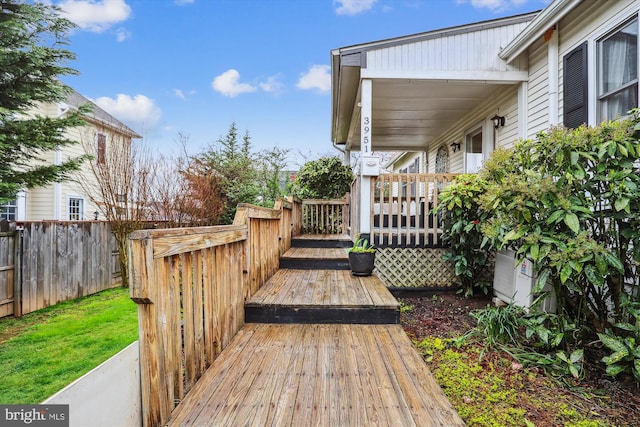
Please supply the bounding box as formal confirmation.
[374,248,457,288]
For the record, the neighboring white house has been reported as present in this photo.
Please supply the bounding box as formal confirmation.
[0,88,141,221]
[331,0,639,298]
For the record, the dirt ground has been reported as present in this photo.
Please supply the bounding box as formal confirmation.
[398,292,640,427]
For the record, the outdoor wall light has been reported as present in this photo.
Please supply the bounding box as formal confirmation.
[491,114,506,129]
[450,141,461,152]
[94,211,99,220]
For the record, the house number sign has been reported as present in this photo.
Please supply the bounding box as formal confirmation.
[362,116,371,153]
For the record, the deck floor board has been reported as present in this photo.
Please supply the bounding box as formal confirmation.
[168,324,464,426]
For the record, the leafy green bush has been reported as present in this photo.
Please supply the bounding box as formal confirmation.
[479,116,640,334]
[438,174,494,296]
[597,322,640,381]
[442,114,640,382]
[291,156,354,199]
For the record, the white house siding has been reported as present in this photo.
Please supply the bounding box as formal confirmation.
[27,186,56,220]
[557,0,639,126]
[526,37,550,138]
[366,21,530,74]
[496,88,520,149]
[426,85,519,174]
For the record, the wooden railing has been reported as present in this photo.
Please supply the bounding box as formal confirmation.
[370,173,459,247]
[129,202,292,427]
[301,196,349,235]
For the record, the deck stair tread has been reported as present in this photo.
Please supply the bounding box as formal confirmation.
[292,233,353,248]
[281,247,348,260]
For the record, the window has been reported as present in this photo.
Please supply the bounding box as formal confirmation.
[598,19,638,122]
[400,167,408,197]
[0,200,17,221]
[435,146,448,174]
[68,197,84,220]
[465,127,483,173]
[408,158,418,196]
[96,133,106,164]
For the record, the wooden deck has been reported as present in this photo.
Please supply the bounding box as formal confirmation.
[162,234,463,426]
[168,323,464,426]
[245,269,399,323]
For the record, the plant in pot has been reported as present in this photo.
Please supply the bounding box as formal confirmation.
[347,235,376,276]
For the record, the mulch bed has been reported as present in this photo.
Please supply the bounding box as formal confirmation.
[398,291,640,427]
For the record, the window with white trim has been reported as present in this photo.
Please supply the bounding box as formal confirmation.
[435,146,448,174]
[0,200,17,221]
[598,18,638,122]
[465,127,483,173]
[68,197,84,220]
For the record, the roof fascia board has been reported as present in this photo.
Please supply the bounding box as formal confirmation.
[336,13,537,56]
[499,0,583,63]
[360,69,529,83]
[66,87,142,139]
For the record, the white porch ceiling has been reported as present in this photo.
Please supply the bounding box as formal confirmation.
[345,79,504,152]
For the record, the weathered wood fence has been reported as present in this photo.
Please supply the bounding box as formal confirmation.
[129,202,293,427]
[0,221,120,318]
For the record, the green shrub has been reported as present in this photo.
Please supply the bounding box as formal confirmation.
[438,174,494,296]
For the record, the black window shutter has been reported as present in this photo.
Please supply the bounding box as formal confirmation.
[563,42,588,129]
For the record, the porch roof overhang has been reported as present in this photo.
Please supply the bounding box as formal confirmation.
[331,12,538,153]
[331,72,529,152]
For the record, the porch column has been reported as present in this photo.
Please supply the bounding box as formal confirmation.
[359,78,372,235]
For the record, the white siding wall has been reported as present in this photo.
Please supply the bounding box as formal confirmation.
[526,38,550,138]
[426,85,519,174]
[392,152,424,173]
[367,22,530,73]
[24,113,131,220]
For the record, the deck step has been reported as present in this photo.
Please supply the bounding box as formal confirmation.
[279,258,350,270]
[245,305,398,324]
[245,269,399,324]
[291,234,353,248]
[279,247,350,270]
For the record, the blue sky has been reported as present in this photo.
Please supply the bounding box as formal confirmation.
[57,0,549,167]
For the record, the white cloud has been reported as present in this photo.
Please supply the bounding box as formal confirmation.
[259,74,284,95]
[297,65,331,93]
[457,0,529,11]
[211,69,257,97]
[94,94,162,129]
[174,0,195,4]
[58,0,132,33]
[334,0,377,16]
[115,27,131,42]
[174,89,185,100]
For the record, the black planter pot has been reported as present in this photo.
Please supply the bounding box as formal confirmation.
[348,251,376,276]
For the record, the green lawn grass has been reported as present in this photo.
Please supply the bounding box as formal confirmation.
[0,287,138,403]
